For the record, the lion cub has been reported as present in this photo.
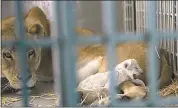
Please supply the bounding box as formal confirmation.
[77,59,143,105]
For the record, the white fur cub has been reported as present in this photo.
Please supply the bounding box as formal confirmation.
[77,59,143,90]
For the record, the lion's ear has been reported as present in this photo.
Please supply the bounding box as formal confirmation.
[1,16,16,30]
[24,7,50,36]
[28,23,43,35]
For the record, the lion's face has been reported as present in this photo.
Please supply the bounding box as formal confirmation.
[1,18,42,90]
[115,59,143,77]
[1,45,41,90]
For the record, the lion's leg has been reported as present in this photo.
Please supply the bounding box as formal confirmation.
[158,49,173,89]
[131,79,145,87]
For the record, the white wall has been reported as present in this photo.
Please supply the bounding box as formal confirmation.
[2,1,125,33]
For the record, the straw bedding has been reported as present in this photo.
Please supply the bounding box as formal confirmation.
[1,79,177,107]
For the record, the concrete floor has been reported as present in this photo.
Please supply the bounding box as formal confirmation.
[2,83,178,107]
[2,81,57,107]
[2,77,178,107]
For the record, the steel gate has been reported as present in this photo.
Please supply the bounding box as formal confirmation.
[2,1,178,107]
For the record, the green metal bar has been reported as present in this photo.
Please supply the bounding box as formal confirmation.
[59,1,78,106]
[51,1,63,106]
[52,1,78,106]
[145,1,159,106]
[13,1,29,107]
[101,1,117,106]
[2,32,178,48]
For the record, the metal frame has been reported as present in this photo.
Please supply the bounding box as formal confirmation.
[2,1,178,107]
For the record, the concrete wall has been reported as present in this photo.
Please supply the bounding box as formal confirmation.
[2,1,125,33]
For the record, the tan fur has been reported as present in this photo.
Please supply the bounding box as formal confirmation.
[24,7,50,36]
[1,6,172,90]
[1,7,99,88]
[1,16,16,31]
[158,49,172,88]
[76,42,172,89]
[1,16,42,89]
[119,80,148,99]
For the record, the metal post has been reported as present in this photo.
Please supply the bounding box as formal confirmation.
[52,1,78,106]
[145,1,159,106]
[13,1,29,107]
[101,1,117,106]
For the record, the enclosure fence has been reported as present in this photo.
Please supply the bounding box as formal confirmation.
[124,1,178,79]
[2,1,178,107]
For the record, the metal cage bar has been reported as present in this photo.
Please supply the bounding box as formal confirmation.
[51,1,78,106]
[101,1,117,106]
[145,1,160,106]
[1,1,178,107]
[176,1,178,78]
[50,1,63,107]
[13,1,29,106]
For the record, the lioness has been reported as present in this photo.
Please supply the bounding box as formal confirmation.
[1,7,95,91]
[1,7,173,92]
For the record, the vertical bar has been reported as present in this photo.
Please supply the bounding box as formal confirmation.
[133,0,137,32]
[126,2,128,32]
[143,1,146,32]
[0,0,1,105]
[145,1,159,106]
[13,1,29,107]
[127,2,129,32]
[167,1,170,31]
[156,1,158,31]
[138,1,140,32]
[136,1,139,32]
[128,2,130,32]
[141,1,143,32]
[164,1,167,49]
[163,1,166,31]
[101,1,117,106]
[143,1,146,33]
[143,1,145,32]
[131,1,133,32]
[168,1,172,66]
[172,1,177,80]
[177,1,178,30]
[168,1,170,47]
[157,1,161,48]
[123,1,127,32]
[51,1,62,106]
[140,1,142,32]
[170,1,173,69]
[176,1,178,78]
[130,3,132,32]
[139,1,141,32]
[136,1,138,32]
[52,1,78,106]
[172,1,175,31]
[131,1,134,32]
[159,1,162,47]
[128,3,130,31]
